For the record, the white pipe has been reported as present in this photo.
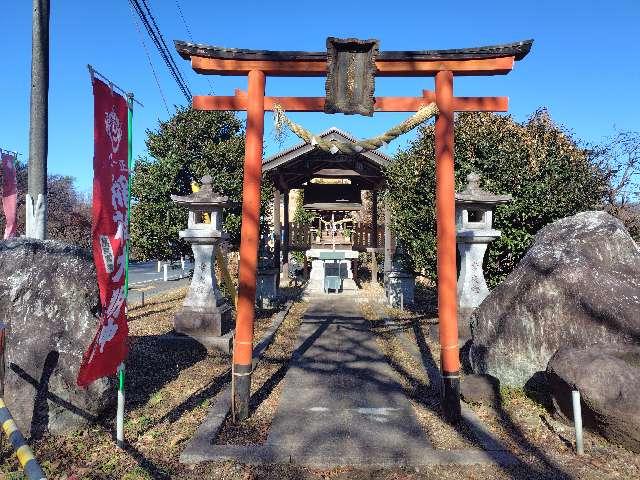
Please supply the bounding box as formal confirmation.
[116,363,125,448]
[572,389,584,455]
[163,263,168,282]
[157,260,161,272]
[400,291,404,311]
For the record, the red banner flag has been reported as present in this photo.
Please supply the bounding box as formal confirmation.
[77,78,129,386]
[1,152,18,239]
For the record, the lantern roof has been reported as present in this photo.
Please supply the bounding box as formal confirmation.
[455,173,513,205]
[171,175,230,209]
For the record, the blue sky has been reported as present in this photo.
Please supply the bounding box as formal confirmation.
[1,1,638,194]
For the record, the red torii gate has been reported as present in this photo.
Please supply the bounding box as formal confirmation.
[176,39,532,422]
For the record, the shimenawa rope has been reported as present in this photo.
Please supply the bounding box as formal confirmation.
[273,102,439,154]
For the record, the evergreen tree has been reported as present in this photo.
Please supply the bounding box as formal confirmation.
[386,109,612,286]
[130,107,245,260]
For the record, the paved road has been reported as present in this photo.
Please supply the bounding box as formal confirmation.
[128,260,192,284]
[266,296,432,463]
[127,260,193,302]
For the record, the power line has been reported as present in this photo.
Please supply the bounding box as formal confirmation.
[130,0,190,100]
[128,6,170,115]
[129,0,192,101]
[139,0,189,93]
[174,0,214,93]
[174,0,192,39]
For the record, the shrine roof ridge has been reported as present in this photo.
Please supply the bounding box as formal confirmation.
[262,127,392,170]
[175,39,533,62]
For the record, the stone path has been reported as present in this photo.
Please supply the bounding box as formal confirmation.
[182,294,513,467]
[265,296,433,463]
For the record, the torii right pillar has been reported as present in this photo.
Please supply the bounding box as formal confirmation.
[435,70,460,422]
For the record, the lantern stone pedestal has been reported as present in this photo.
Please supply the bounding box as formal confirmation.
[174,238,234,351]
[456,230,500,329]
[171,176,234,353]
[256,231,279,308]
[455,173,512,337]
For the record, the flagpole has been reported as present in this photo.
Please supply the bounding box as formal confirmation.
[86,66,141,448]
[116,93,135,449]
[87,65,144,108]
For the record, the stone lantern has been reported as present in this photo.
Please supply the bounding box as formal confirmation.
[456,172,512,336]
[171,175,233,352]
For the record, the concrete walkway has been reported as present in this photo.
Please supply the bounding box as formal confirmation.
[265,296,433,463]
[181,294,514,466]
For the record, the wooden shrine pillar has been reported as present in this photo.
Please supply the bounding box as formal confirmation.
[282,189,290,281]
[273,189,282,280]
[384,199,393,281]
[370,189,379,282]
[370,253,378,283]
[371,189,378,247]
[232,69,265,420]
[435,70,461,422]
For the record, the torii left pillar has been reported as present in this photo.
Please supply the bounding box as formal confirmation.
[435,71,460,421]
[233,70,265,419]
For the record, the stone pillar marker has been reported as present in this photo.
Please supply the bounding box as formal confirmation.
[387,242,415,307]
[256,231,279,309]
[282,190,290,281]
[455,172,512,336]
[171,175,233,352]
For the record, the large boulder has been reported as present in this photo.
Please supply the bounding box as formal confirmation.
[547,344,640,452]
[469,211,640,387]
[0,238,114,436]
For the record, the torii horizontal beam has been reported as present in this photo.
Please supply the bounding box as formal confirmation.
[194,89,509,113]
[190,55,515,77]
[176,39,534,78]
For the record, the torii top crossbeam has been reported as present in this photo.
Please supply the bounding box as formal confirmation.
[176,38,532,423]
[176,39,531,76]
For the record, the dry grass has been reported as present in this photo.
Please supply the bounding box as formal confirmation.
[360,283,476,450]
[358,281,640,480]
[215,301,306,445]
[2,284,639,480]
[0,288,296,479]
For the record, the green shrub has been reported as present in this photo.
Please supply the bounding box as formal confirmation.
[386,109,610,287]
[130,106,272,260]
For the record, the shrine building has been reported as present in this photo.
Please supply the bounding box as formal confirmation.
[263,127,394,294]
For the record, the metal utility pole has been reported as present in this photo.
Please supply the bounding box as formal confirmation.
[26,0,50,239]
